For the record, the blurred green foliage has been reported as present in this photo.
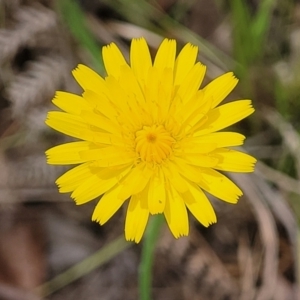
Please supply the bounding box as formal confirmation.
[56,0,105,73]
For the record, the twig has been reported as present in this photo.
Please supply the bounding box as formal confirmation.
[35,236,131,297]
[230,173,278,300]
[256,161,300,195]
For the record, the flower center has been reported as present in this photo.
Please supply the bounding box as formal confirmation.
[135,125,175,163]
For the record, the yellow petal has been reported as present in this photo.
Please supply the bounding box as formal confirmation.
[176,91,212,132]
[118,163,152,200]
[92,184,128,225]
[192,132,246,148]
[163,162,189,193]
[80,147,135,166]
[47,106,125,145]
[71,165,131,204]
[173,158,243,203]
[52,92,90,115]
[148,168,166,214]
[118,64,145,104]
[195,100,255,135]
[198,168,243,203]
[164,183,189,238]
[71,176,116,204]
[102,42,128,78]
[46,111,90,140]
[80,109,120,134]
[176,62,206,104]
[105,76,145,129]
[183,153,218,168]
[171,157,204,183]
[154,39,176,72]
[174,43,198,86]
[56,162,94,193]
[149,68,175,121]
[87,131,126,147]
[72,64,108,94]
[180,141,217,154]
[157,68,173,122]
[46,141,93,165]
[203,72,238,108]
[211,148,257,172]
[130,37,152,83]
[125,194,149,243]
[183,181,216,227]
[143,67,161,123]
[82,90,117,120]
[177,96,207,132]
[90,157,135,168]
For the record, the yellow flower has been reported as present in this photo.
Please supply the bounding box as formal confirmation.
[46,38,256,243]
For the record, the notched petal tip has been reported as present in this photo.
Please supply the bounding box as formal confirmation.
[45,153,51,165]
[186,42,198,51]
[52,91,60,101]
[207,218,217,227]
[91,214,102,224]
[132,36,146,43]
[102,42,128,78]
[175,231,189,239]
[125,234,142,244]
[160,37,176,44]
[71,64,85,77]
[226,190,243,204]
[222,71,239,84]
[45,112,51,123]
[44,146,58,163]
[229,71,238,80]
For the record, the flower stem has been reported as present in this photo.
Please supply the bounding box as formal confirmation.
[139,214,164,300]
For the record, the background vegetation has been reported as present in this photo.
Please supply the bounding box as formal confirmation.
[0,0,299,299]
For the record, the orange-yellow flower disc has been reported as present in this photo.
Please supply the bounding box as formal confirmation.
[45,37,256,243]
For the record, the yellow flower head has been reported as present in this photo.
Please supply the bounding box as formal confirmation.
[46,38,256,243]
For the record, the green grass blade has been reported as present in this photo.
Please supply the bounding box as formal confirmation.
[56,0,104,73]
[35,236,131,297]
